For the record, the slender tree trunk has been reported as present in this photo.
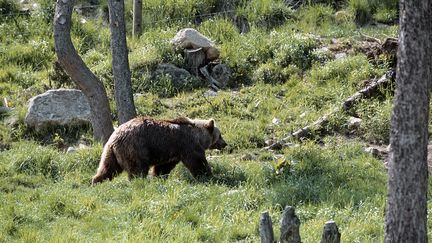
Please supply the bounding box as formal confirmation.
[385,0,432,242]
[132,0,142,38]
[53,0,114,144]
[108,0,137,124]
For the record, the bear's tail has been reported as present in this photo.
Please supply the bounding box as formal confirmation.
[91,144,122,184]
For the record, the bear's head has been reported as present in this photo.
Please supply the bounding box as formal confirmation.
[205,119,227,150]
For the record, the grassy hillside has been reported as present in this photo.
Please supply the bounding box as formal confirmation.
[1,0,431,241]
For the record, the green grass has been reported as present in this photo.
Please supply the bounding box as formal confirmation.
[0,138,389,242]
[1,0,426,241]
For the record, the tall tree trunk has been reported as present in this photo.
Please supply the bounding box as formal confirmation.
[132,0,142,37]
[385,0,432,242]
[54,0,114,144]
[108,0,137,124]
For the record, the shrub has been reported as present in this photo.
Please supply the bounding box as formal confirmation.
[0,0,19,16]
[2,141,61,180]
[240,0,294,29]
[1,40,53,71]
[349,0,372,26]
[71,16,110,55]
[253,62,300,84]
[309,54,383,88]
[356,98,392,144]
[373,7,398,24]
[349,0,398,26]
[135,73,202,98]
[0,65,47,89]
[140,0,217,28]
[198,18,238,44]
[35,0,56,24]
[271,32,320,70]
[295,4,335,31]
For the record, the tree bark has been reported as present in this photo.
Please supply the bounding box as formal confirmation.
[132,0,142,38]
[385,0,432,242]
[54,0,114,144]
[108,0,137,124]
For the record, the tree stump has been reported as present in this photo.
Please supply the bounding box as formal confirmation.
[279,206,301,243]
[320,221,341,243]
[184,48,206,76]
[260,211,275,243]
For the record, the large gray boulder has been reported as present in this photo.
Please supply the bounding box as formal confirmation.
[171,28,220,61]
[154,63,192,87]
[171,28,215,49]
[25,89,91,129]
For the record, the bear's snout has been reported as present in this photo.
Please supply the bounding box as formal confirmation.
[211,139,227,150]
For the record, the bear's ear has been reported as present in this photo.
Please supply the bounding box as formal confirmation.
[206,119,215,133]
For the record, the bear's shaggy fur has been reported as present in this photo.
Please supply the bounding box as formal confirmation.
[91,116,227,184]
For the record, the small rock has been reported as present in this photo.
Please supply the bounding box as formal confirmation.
[365,147,379,156]
[334,10,351,23]
[222,189,242,196]
[335,52,347,59]
[67,147,77,153]
[4,115,19,126]
[347,117,362,129]
[31,3,39,10]
[241,153,257,161]
[203,90,218,97]
[365,145,388,158]
[272,117,281,125]
[78,144,89,149]
[265,138,277,146]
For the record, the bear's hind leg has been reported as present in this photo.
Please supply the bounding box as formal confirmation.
[92,160,123,184]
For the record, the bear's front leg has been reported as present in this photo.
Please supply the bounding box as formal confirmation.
[150,162,178,177]
[127,162,150,181]
[182,152,212,178]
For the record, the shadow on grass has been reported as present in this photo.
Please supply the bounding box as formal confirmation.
[180,161,248,188]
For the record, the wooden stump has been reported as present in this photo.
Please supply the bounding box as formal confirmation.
[260,211,275,243]
[320,221,341,243]
[184,48,206,76]
[279,206,301,243]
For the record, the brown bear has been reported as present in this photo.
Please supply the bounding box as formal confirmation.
[91,116,227,184]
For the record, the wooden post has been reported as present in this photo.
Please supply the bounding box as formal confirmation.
[320,220,341,243]
[260,211,274,243]
[279,206,301,243]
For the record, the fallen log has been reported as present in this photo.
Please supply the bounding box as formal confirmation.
[342,73,392,111]
[264,72,394,149]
